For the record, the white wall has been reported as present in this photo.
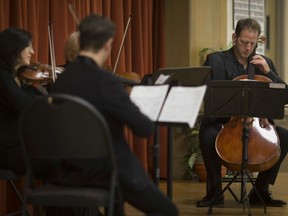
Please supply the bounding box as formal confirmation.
[227,0,234,47]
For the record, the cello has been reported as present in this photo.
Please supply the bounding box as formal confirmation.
[215,44,281,173]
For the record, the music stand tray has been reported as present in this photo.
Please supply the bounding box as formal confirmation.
[204,80,285,119]
[204,80,286,216]
[152,66,211,86]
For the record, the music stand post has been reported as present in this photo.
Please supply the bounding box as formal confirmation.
[152,127,160,186]
[204,80,286,216]
[156,88,186,199]
[151,66,211,199]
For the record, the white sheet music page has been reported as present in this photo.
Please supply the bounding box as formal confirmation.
[154,74,170,85]
[158,85,207,128]
[130,85,169,121]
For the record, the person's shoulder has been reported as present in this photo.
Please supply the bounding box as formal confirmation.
[206,50,228,59]
[0,67,12,80]
[261,54,272,61]
[0,67,10,73]
[98,68,121,84]
[61,57,119,84]
[205,50,229,65]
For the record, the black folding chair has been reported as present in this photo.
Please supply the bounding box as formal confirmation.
[0,169,24,216]
[19,94,119,216]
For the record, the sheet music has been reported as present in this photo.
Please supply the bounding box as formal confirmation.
[130,85,169,121]
[158,85,207,128]
[154,74,170,85]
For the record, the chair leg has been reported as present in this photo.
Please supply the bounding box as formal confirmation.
[9,180,24,203]
[5,210,22,216]
[7,180,30,216]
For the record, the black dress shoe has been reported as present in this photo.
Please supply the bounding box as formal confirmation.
[249,190,287,207]
[196,195,224,207]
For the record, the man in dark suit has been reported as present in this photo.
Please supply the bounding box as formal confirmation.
[197,18,288,207]
[52,14,178,216]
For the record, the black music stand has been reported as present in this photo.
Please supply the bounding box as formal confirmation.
[152,66,211,86]
[151,66,211,199]
[204,80,286,216]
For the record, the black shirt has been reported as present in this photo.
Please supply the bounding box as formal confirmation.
[52,56,154,191]
[228,48,249,77]
[202,47,288,126]
[205,47,285,83]
[0,68,35,149]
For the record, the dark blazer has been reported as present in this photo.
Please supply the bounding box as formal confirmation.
[205,48,285,82]
[52,56,154,191]
[202,48,288,126]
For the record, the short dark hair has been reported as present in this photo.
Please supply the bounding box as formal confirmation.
[235,18,261,37]
[79,14,116,52]
[0,27,32,74]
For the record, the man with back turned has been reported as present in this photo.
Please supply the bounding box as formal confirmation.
[52,14,178,216]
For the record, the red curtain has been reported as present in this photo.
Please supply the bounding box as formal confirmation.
[1,1,169,213]
[0,0,167,175]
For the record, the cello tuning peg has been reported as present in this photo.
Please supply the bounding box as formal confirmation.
[258,35,266,44]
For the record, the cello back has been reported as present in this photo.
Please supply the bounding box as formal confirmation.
[215,75,281,172]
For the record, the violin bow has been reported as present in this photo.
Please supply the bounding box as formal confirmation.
[113,14,132,74]
[68,4,132,75]
[48,22,56,82]
[68,4,80,25]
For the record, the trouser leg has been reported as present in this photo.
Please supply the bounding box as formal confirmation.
[122,183,178,216]
[199,123,222,195]
[256,126,288,189]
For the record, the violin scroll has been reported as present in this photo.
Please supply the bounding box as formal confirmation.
[257,35,266,44]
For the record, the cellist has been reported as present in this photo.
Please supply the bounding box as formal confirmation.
[197,18,288,207]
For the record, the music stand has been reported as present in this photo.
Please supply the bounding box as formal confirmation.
[151,66,211,199]
[204,80,286,216]
[152,66,211,86]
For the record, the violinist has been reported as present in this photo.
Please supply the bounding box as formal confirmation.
[52,14,178,216]
[0,27,45,174]
[197,18,288,207]
[63,31,80,65]
[63,27,140,89]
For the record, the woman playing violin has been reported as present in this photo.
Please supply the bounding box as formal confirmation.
[63,31,140,90]
[0,27,45,174]
[63,31,80,64]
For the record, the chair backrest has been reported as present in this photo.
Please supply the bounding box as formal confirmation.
[19,94,116,169]
[0,169,19,180]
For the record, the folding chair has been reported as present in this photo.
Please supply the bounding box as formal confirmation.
[0,169,23,216]
[19,94,119,216]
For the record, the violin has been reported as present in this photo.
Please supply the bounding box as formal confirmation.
[18,63,50,86]
[18,62,64,86]
[16,23,59,97]
[18,21,61,89]
[115,71,141,85]
[215,47,280,172]
[104,65,140,85]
